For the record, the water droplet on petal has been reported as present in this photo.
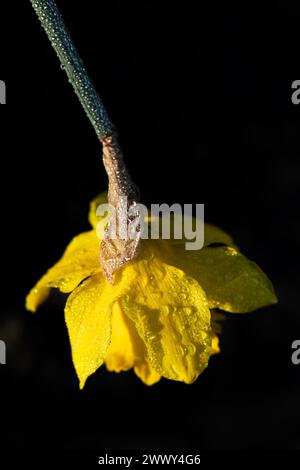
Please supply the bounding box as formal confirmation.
[188,343,196,355]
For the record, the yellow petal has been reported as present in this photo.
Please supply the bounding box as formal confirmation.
[26,285,51,313]
[105,301,145,372]
[176,246,277,313]
[211,336,220,355]
[121,251,212,384]
[162,238,277,313]
[105,302,161,385]
[65,264,140,388]
[88,192,108,229]
[153,213,234,247]
[204,223,234,247]
[65,273,114,389]
[26,230,100,312]
[134,361,161,385]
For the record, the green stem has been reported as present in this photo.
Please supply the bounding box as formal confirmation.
[30,0,114,140]
[30,0,141,283]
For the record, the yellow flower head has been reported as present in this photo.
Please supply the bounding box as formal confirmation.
[27,0,277,391]
[26,194,277,389]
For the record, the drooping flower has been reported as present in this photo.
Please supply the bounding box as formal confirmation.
[26,193,277,388]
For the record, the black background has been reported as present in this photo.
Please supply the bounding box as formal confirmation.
[0,0,300,452]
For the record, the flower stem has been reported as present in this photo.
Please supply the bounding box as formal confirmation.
[30,0,141,282]
[30,0,114,140]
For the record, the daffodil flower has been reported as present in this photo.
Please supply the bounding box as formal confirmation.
[26,194,277,388]
[28,0,277,389]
